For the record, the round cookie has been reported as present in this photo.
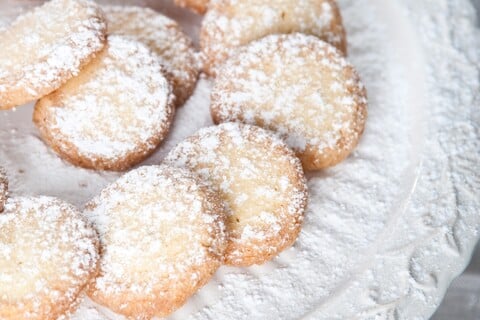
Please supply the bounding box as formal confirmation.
[164,123,308,266]
[200,0,346,76]
[0,0,107,110]
[33,35,175,171]
[174,0,210,14]
[84,165,227,318]
[0,167,7,212]
[0,196,99,320]
[211,33,368,171]
[103,6,199,107]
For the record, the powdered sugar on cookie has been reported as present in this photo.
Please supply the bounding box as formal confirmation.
[211,33,367,170]
[0,196,99,319]
[164,123,308,266]
[200,0,346,75]
[103,6,199,107]
[33,35,175,171]
[84,165,226,318]
[0,0,107,109]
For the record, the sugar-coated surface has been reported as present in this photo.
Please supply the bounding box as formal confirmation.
[84,165,227,318]
[0,196,98,320]
[1,0,478,319]
[103,5,199,107]
[0,0,106,109]
[0,0,416,318]
[165,123,308,266]
[211,33,367,170]
[33,35,174,170]
[200,0,346,75]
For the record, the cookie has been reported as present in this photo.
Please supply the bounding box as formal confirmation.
[200,0,346,76]
[210,33,368,170]
[33,35,175,171]
[0,0,107,110]
[84,165,227,318]
[174,0,209,14]
[0,195,99,320]
[164,123,308,266]
[0,167,7,212]
[103,5,199,107]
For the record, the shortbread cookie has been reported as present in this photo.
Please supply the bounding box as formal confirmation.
[0,167,7,212]
[85,165,227,318]
[0,0,106,110]
[200,0,346,76]
[164,123,308,266]
[103,6,199,107]
[211,33,368,170]
[0,196,99,320]
[174,0,209,14]
[34,35,175,171]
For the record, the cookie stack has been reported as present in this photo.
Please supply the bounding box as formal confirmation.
[0,0,367,319]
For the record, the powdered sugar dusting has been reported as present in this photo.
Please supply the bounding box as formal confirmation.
[34,35,174,170]
[0,196,98,320]
[211,33,367,170]
[0,0,106,109]
[103,5,199,107]
[1,0,477,319]
[83,165,226,318]
[164,123,308,266]
[200,0,346,75]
